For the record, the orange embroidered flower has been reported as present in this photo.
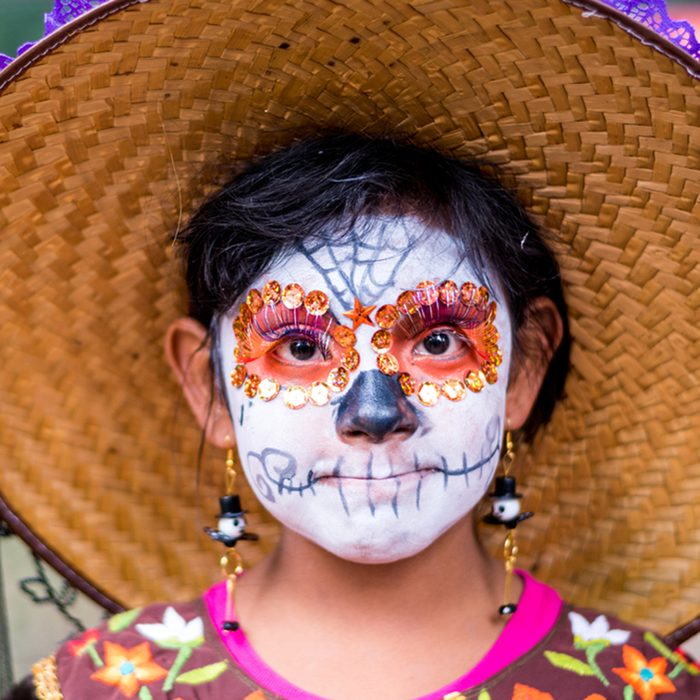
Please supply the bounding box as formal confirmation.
[612,645,676,700]
[243,692,267,700]
[584,695,608,700]
[67,629,100,656]
[90,641,168,698]
[511,683,554,700]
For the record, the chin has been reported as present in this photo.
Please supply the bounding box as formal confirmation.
[312,529,437,565]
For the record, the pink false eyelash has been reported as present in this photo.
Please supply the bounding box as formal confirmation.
[396,298,491,338]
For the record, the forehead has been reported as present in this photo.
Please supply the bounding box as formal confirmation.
[263,216,485,308]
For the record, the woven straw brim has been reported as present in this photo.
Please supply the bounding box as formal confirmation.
[0,0,698,634]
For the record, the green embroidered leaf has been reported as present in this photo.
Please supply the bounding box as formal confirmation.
[477,690,492,700]
[643,632,699,675]
[623,684,634,700]
[108,608,142,632]
[175,661,228,685]
[544,651,596,677]
[138,686,153,700]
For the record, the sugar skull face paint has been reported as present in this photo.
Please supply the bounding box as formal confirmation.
[219,217,513,564]
[230,278,502,408]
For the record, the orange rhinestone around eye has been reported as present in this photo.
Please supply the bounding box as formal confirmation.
[304,290,330,315]
[328,367,350,391]
[397,290,419,315]
[341,348,360,372]
[243,374,260,398]
[333,326,357,348]
[233,318,247,342]
[377,353,399,376]
[492,349,503,366]
[238,302,252,327]
[438,280,459,305]
[258,377,280,401]
[417,381,441,406]
[482,363,498,384]
[398,372,416,396]
[230,364,246,388]
[442,378,466,401]
[284,385,308,409]
[262,280,281,305]
[375,304,399,329]
[460,282,476,304]
[415,280,439,306]
[308,381,332,406]
[475,286,490,304]
[371,329,392,353]
[282,283,305,309]
[465,370,485,393]
[247,289,263,313]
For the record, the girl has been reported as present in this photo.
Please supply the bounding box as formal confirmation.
[1,1,698,698]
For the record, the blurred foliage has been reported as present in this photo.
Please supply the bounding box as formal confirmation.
[0,0,53,58]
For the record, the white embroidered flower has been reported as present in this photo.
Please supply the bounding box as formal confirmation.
[136,606,204,648]
[568,611,630,645]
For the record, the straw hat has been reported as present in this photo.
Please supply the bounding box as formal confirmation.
[0,0,698,640]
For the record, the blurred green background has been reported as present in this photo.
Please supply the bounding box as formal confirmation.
[0,0,698,59]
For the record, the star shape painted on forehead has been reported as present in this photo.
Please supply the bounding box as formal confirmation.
[343,297,377,330]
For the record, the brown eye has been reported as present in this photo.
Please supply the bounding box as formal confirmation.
[289,339,317,361]
[422,331,451,355]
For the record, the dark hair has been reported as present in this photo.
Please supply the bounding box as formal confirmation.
[177,133,570,441]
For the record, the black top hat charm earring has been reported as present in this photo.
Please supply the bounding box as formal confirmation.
[483,430,533,616]
[203,437,258,631]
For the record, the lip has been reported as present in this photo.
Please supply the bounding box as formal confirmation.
[316,467,440,483]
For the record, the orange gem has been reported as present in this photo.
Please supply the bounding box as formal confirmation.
[232,318,247,342]
[415,280,439,306]
[262,280,281,305]
[243,375,260,398]
[486,300,497,322]
[475,285,490,305]
[304,290,330,315]
[417,381,441,406]
[308,381,332,406]
[341,348,360,372]
[465,370,485,393]
[333,325,357,348]
[258,377,280,401]
[460,282,476,305]
[375,304,399,329]
[230,364,246,388]
[238,302,252,327]
[442,378,466,401]
[438,280,459,305]
[396,290,418,315]
[491,348,503,366]
[246,289,263,313]
[343,297,377,330]
[376,353,399,376]
[482,363,498,384]
[282,283,305,309]
[284,385,308,409]
[398,372,416,396]
[328,367,350,391]
[371,329,392,354]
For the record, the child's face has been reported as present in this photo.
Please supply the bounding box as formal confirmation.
[219,217,512,563]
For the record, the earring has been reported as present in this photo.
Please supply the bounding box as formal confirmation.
[204,437,258,631]
[483,430,533,616]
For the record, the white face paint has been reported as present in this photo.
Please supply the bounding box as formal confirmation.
[219,217,513,564]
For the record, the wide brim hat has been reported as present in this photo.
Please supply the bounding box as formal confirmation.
[0,0,698,639]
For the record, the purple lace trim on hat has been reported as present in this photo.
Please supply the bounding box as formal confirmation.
[597,0,699,60]
[0,0,698,70]
[0,0,112,70]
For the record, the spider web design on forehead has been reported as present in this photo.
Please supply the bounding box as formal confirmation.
[297,220,463,308]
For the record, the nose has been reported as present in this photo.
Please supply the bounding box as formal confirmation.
[335,370,420,444]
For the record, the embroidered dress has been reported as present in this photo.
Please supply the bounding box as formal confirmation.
[32,574,700,699]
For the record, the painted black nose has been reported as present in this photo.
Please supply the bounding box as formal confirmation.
[335,370,420,443]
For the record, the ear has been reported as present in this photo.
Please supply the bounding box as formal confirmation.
[164,316,234,449]
[506,297,564,431]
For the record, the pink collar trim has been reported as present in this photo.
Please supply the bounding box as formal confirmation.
[203,569,562,699]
